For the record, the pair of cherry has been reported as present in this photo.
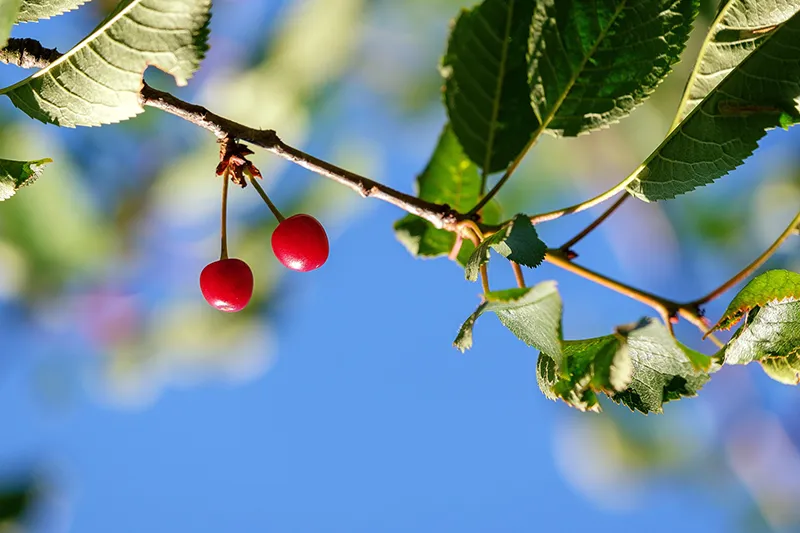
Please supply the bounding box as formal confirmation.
[199,169,329,313]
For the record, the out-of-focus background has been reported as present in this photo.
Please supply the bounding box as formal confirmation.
[1,0,799,531]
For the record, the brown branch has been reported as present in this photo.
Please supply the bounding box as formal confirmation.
[544,249,723,346]
[0,38,470,232]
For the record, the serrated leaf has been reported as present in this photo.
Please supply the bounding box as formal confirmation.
[722,300,800,368]
[529,0,697,137]
[709,269,800,333]
[16,0,90,22]
[454,282,563,362]
[0,0,211,127]
[610,319,711,414]
[761,351,800,385]
[0,157,51,200]
[464,214,547,281]
[394,124,482,264]
[0,0,21,47]
[627,10,800,200]
[673,0,800,123]
[443,0,538,173]
[549,335,632,412]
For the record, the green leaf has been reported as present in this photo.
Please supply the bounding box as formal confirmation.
[627,10,800,200]
[394,124,481,264]
[16,0,90,22]
[454,282,563,362]
[549,335,632,412]
[0,0,21,47]
[610,319,711,414]
[442,0,538,173]
[0,157,51,200]
[761,351,800,385]
[0,484,33,526]
[464,214,546,281]
[529,0,697,137]
[709,269,800,333]
[722,300,800,367]
[673,0,800,123]
[0,0,211,127]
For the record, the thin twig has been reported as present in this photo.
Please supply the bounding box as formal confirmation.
[544,250,717,343]
[560,193,628,253]
[248,174,285,222]
[511,261,526,288]
[689,211,800,306]
[480,264,490,294]
[220,169,230,260]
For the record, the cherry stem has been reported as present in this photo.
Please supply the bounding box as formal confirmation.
[220,168,230,260]
[480,264,490,294]
[511,261,526,289]
[688,210,800,307]
[560,193,628,254]
[249,174,285,223]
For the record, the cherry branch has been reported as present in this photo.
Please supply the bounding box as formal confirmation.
[0,38,469,232]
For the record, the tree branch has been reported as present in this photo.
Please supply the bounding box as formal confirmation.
[0,38,469,231]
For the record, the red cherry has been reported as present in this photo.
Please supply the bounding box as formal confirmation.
[271,214,329,272]
[199,258,254,312]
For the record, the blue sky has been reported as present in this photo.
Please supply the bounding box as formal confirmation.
[1,1,800,532]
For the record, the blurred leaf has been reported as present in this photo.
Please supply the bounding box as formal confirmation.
[610,319,711,414]
[442,0,537,173]
[673,0,800,122]
[1,0,211,127]
[0,483,33,527]
[529,0,696,136]
[0,0,20,47]
[710,269,800,332]
[546,335,632,412]
[722,300,800,369]
[627,11,800,200]
[464,214,546,281]
[394,124,481,262]
[454,282,563,360]
[0,157,51,200]
[16,0,90,22]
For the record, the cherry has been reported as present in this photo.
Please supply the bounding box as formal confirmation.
[200,258,254,312]
[271,214,329,272]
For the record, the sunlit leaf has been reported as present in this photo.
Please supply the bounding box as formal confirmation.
[0,0,211,127]
[442,0,537,173]
[709,269,800,333]
[610,319,711,414]
[543,335,632,412]
[627,11,800,200]
[394,124,481,263]
[761,350,800,385]
[722,300,800,369]
[529,0,697,136]
[16,0,90,22]
[0,157,51,200]
[0,0,21,47]
[464,214,546,281]
[454,282,563,361]
[673,0,800,122]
